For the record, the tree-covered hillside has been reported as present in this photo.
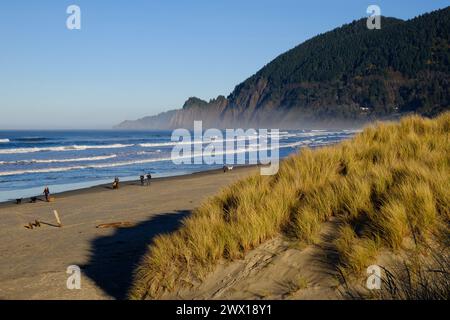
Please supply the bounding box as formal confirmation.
[228,7,449,120]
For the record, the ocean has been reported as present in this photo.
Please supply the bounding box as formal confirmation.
[0,129,359,202]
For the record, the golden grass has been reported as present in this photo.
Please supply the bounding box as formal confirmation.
[130,112,450,299]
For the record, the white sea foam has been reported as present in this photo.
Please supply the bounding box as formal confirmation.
[0,154,117,165]
[296,131,341,137]
[0,139,10,143]
[0,157,175,176]
[282,140,312,148]
[343,129,363,133]
[137,150,162,155]
[139,141,202,148]
[0,144,133,154]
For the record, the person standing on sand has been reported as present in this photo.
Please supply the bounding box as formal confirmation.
[113,177,120,189]
[146,173,152,185]
[43,186,50,202]
[140,175,145,186]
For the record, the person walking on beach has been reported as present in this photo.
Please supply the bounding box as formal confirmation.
[140,175,145,186]
[43,186,50,202]
[113,177,120,189]
[146,173,152,185]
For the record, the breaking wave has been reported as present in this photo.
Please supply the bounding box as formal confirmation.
[0,155,117,165]
[0,144,133,154]
[139,136,267,148]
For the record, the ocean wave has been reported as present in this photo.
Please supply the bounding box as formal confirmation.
[282,140,312,148]
[266,131,289,136]
[0,155,117,165]
[296,131,341,138]
[0,141,310,177]
[343,129,363,133]
[137,150,162,155]
[0,139,10,143]
[139,141,198,148]
[296,130,361,138]
[138,136,271,148]
[282,138,342,148]
[0,158,174,176]
[0,144,133,154]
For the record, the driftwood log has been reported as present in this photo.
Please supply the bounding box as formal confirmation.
[95,221,135,229]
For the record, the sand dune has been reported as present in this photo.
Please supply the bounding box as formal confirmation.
[163,218,344,300]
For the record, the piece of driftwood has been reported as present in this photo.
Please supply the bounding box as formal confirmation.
[96,221,135,229]
[24,220,41,230]
[53,210,62,227]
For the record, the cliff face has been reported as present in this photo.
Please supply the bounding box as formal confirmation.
[115,7,450,130]
[169,96,229,128]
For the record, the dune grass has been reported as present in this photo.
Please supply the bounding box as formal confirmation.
[341,241,450,300]
[378,245,449,300]
[130,112,450,299]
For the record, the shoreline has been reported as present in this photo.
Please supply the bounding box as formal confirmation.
[0,165,258,208]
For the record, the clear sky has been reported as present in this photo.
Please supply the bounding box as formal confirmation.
[0,0,448,129]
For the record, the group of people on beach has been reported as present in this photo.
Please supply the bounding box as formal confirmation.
[15,187,51,204]
[140,173,152,186]
[112,173,152,189]
[35,173,152,202]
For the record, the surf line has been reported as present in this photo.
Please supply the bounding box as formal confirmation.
[170,121,280,175]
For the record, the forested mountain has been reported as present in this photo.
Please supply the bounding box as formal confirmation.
[116,7,449,129]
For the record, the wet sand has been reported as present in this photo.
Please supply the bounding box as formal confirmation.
[0,166,258,299]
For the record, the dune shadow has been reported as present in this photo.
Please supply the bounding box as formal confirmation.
[81,210,190,299]
[309,218,343,278]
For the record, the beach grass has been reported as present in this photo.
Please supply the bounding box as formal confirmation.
[130,112,450,299]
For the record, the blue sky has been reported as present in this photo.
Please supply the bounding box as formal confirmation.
[0,0,448,129]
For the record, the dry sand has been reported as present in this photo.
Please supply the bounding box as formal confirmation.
[163,218,344,300]
[0,166,258,299]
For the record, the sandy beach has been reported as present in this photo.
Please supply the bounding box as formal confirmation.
[0,166,258,299]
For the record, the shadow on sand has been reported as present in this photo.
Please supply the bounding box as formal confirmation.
[81,210,190,299]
